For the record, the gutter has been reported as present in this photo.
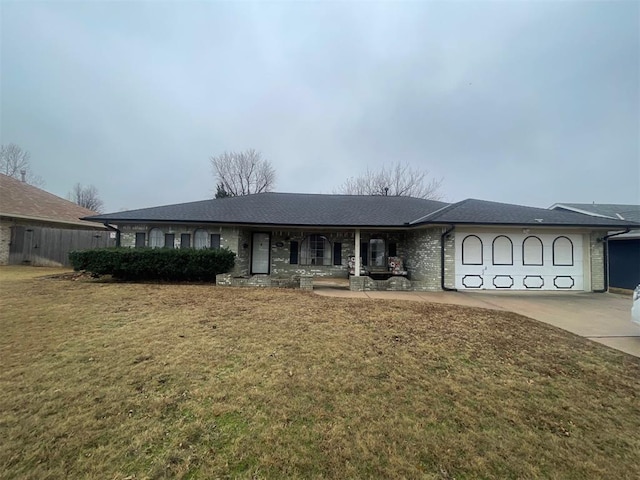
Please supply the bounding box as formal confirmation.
[441,225,457,291]
[103,222,121,247]
[594,228,630,293]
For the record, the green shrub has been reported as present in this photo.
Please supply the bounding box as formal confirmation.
[69,247,236,282]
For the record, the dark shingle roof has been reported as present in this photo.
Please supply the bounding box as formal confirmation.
[414,199,639,228]
[84,193,640,229]
[85,193,449,227]
[551,203,640,223]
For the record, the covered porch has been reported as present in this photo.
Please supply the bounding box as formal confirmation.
[217,226,446,292]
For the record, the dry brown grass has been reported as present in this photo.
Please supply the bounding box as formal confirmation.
[1,266,639,479]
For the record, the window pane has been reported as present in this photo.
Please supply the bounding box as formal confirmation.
[301,235,331,265]
[370,239,385,267]
[149,228,163,248]
[194,229,208,249]
[210,234,221,249]
[164,233,175,249]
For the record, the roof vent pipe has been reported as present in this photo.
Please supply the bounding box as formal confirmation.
[20,170,26,182]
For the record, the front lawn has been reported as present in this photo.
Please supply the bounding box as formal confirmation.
[1,267,638,479]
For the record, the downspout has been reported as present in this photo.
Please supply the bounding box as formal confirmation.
[103,222,121,247]
[594,228,630,293]
[441,225,457,291]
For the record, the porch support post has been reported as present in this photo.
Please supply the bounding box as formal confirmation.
[354,229,361,276]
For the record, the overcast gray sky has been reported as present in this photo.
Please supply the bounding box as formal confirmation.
[2,0,638,212]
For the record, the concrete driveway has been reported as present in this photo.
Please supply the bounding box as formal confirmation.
[314,283,640,357]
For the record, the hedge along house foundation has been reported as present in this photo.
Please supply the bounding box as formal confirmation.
[83,193,639,292]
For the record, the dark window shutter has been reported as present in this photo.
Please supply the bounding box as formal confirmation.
[180,233,191,249]
[290,241,299,264]
[389,242,397,257]
[360,242,368,266]
[164,233,175,249]
[333,242,342,265]
[135,232,146,248]
[210,234,221,249]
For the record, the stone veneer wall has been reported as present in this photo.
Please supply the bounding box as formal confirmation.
[590,231,605,291]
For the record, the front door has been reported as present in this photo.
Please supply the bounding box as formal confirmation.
[251,232,270,274]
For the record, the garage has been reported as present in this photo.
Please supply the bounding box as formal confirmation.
[454,230,587,291]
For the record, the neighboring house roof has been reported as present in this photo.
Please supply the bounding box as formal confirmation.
[412,199,638,228]
[85,193,449,227]
[0,173,105,229]
[550,203,640,223]
[85,192,639,229]
[549,202,640,239]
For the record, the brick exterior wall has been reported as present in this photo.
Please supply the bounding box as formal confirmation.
[590,231,605,291]
[443,232,456,289]
[113,224,608,292]
[0,219,11,265]
[269,230,354,278]
[119,224,245,274]
[403,227,445,291]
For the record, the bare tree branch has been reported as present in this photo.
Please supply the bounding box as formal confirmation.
[210,149,276,197]
[334,161,443,200]
[0,143,44,186]
[69,183,104,213]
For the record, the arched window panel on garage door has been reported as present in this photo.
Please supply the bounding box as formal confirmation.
[553,236,574,266]
[149,228,163,248]
[522,236,543,266]
[462,235,483,265]
[492,235,513,265]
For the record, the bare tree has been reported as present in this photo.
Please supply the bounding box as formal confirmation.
[211,149,276,196]
[0,143,44,186]
[69,183,104,212]
[335,161,443,200]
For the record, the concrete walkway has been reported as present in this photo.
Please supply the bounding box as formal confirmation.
[313,281,640,358]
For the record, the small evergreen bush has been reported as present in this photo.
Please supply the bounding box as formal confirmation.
[69,248,235,282]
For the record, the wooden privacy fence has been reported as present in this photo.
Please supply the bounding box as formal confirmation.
[9,225,116,267]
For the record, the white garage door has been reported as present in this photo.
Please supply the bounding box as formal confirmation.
[454,231,585,291]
